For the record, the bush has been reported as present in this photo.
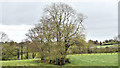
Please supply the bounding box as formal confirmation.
[47,43,66,65]
[67,38,88,54]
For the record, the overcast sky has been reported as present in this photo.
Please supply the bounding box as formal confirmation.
[0,0,119,42]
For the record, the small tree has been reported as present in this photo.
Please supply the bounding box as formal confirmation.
[2,42,18,60]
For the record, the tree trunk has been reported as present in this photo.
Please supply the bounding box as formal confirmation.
[26,47,29,59]
[21,46,23,60]
[32,52,35,59]
[41,57,44,60]
[49,60,52,64]
[17,49,19,60]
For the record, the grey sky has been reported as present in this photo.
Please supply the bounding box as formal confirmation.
[0,1,118,42]
[2,2,47,25]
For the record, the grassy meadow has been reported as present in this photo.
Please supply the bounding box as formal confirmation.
[97,44,118,48]
[2,53,118,66]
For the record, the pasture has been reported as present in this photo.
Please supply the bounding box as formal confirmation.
[97,44,117,48]
[2,53,118,66]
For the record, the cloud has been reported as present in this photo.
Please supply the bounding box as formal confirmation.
[1,2,49,25]
[0,1,118,42]
[0,24,33,42]
[0,0,119,3]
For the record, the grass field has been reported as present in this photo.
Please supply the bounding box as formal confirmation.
[2,53,118,66]
[66,53,118,66]
[97,45,114,48]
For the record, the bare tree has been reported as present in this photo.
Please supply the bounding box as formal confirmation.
[0,32,10,42]
[26,3,87,65]
[114,34,120,41]
[42,3,87,53]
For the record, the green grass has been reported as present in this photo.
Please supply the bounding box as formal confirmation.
[65,53,118,66]
[2,59,54,66]
[2,53,118,66]
[97,45,117,48]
